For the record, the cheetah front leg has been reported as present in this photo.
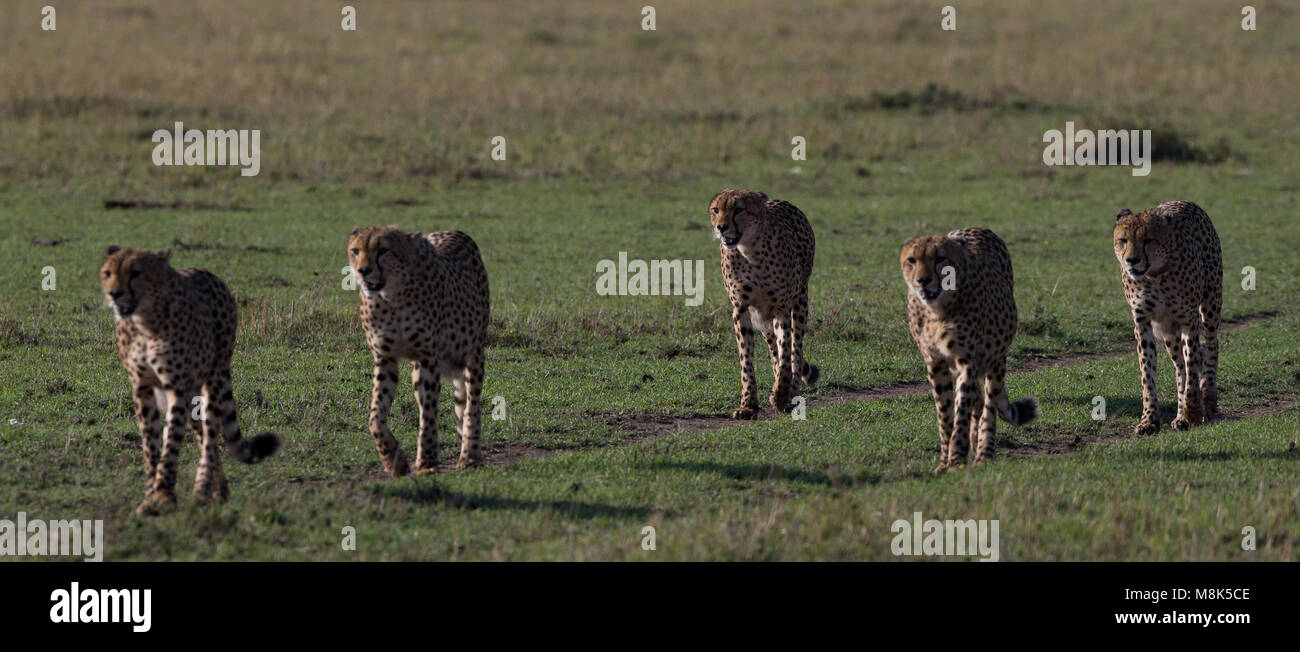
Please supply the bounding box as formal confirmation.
[412,360,440,474]
[945,365,980,471]
[926,359,955,474]
[369,356,410,477]
[137,386,188,515]
[455,351,485,469]
[131,383,163,496]
[1133,319,1161,436]
[769,315,795,412]
[193,383,229,502]
[730,304,760,419]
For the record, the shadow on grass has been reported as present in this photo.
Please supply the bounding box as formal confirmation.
[1062,395,1180,422]
[1131,449,1299,463]
[371,481,651,520]
[639,460,885,487]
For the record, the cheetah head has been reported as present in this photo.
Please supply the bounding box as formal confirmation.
[348,226,414,298]
[99,246,172,321]
[709,189,767,250]
[899,235,966,308]
[1113,208,1172,280]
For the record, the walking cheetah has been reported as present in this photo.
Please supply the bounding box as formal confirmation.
[1112,201,1222,435]
[710,189,819,419]
[348,226,490,475]
[899,228,1038,473]
[100,247,280,515]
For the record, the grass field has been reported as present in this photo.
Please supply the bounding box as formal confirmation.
[1,0,1297,560]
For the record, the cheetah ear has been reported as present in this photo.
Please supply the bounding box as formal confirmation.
[105,245,121,256]
[753,192,768,201]
[157,248,172,263]
[351,227,363,236]
[1115,208,1132,221]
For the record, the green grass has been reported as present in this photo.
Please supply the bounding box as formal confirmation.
[1,0,1298,560]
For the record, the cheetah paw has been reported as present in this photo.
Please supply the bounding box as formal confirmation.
[731,406,760,420]
[1170,416,1192,431]
[192,483,229,503]
[769,392,792,413]
[454,455,483,470]
[385,452,411,478]
[134,490,176,516]
[1133,420,1160,436]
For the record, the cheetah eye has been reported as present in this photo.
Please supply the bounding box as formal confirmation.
[1117,238,1127,244]
[711,207,718,215]
[350,248,360,255]
[906,257,915,265]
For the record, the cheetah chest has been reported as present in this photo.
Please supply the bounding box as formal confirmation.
[725,250,795,308]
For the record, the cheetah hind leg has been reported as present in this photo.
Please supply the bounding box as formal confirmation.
[454,356,486,469]
[790,298,819,390]
[192,385,230,502]
[1200,311,1220,420]
[764,327,793,413]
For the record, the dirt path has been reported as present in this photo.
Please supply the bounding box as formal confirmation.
[577,311,1281,447]
[301,311,1284,479]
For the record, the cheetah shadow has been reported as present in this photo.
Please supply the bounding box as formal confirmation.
[1064,394,1247,428]
[637,460,888,487]
[1129,448,1299,463]
[1061,395,1175,422]
[371,481,652,520]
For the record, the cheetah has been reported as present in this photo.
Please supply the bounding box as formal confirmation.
[899,228,1038,473]
[1112,201,1222,435]
[348,226,490,475]
[710,189,819,420]
[100,247,280,515]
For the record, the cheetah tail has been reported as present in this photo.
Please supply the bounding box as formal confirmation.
[995,396,1039,427]
[228,430,281,464]
[799,361,820,388]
